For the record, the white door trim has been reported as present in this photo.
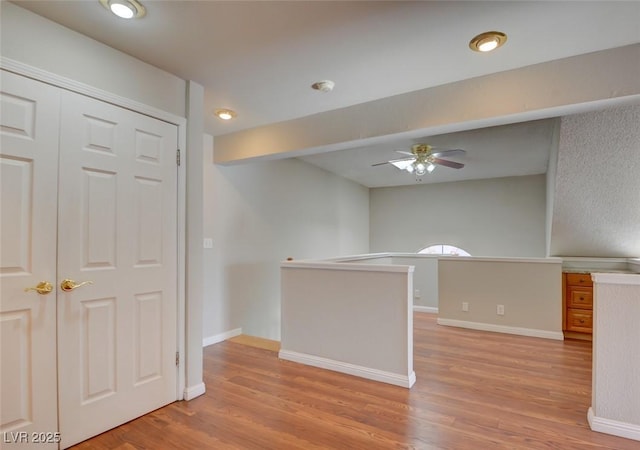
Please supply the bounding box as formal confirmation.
[0,57,184,126]
[1,58,188,401]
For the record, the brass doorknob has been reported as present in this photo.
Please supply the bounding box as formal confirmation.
[60,279,93,292]
[24,281,54,295]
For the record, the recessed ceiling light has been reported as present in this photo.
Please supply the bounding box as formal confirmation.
[214,109,237,121]
[99,0,146,19]
[311,80,335,93]
[469,31,507,53]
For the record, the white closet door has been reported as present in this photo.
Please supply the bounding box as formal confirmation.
[0,72,60,448]
[56,90,178,448]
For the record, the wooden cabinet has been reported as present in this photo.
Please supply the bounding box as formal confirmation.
[563,272,593,339]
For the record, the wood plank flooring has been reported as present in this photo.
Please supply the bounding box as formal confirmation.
[71,313,637,449]
[228,334,281,352]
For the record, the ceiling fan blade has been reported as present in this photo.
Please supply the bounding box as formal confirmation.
[431,149,466,158]
[372,157,414,167]
[395,150,415,156]
[432,157,464,169]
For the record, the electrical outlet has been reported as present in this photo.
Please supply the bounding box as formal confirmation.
[203,238,213,249]
[414,289,421,298]
[497,304,505,315]
[462,302,469,312]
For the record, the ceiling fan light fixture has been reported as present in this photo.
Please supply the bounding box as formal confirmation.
[100,0,146,19]
[375,143,465,181]
[469,31,507,52]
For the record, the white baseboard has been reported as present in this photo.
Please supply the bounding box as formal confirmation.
[278,349,416,389]
[203,328,242,347]
[436,318,564,340]
[413,306,438,314]
[183,382,206,401]
[588,407,640,441]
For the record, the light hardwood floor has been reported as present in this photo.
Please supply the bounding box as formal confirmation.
[72,313,636,449]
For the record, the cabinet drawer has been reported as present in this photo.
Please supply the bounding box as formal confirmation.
[567,308,593,333]
[568,289,593,309]
[566,273,593,287]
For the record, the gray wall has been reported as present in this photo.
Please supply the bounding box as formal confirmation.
[0,2,186,117]
[550,104,640,257]
[202,140,370,341]
[370,175,547,257]
[438,258,563,337]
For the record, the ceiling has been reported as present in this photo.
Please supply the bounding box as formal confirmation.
[300,119,556,188]
[10,1,639,186]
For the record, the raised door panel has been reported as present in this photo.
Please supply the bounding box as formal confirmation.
[0,71,60,448]
[80,297,117,404]
[0,157,32,274]
[56,90,178,448]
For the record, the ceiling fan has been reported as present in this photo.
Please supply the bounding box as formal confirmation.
[372,144,466,178]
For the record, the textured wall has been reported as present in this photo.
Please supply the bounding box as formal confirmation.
[550,104,640,257]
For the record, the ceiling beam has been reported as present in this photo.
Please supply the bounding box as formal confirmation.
[214,44,640,165]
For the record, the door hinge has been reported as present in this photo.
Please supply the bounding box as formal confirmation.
[175,351,179,366]
[176,148,181,166]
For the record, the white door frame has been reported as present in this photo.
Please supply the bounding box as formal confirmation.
[0,58,188,401]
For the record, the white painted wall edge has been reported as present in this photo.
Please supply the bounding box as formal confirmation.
[438,256,563,264]
[325,253,393,262]
[329,253,440,261]
[284,255,563,270]
[562,257,630,264]
[592,273,640,285]
[588,407,640,442]
[318,253,639,268]
[203,328,242,347]
[279,350,416,389]
[413,306,438,314]
[323,254,639,268]
[436,318,564,341]
[281,261,414,273]
[324,253,561,264]
[183,383,206,401]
